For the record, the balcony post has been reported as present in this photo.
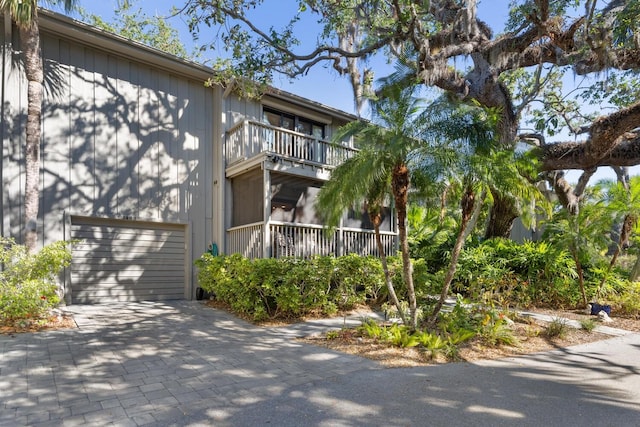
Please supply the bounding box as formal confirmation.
[263,167,271,258]
[243,120,249,158]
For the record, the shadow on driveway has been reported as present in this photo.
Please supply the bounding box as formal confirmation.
[1,301,639,426]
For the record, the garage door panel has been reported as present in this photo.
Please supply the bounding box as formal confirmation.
[71,260,184,277]
[72,290,184,304]
[73,237,185,246]
[73,280,186,292]
[70,218,187,304]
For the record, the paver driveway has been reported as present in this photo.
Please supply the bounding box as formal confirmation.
[2,301,640,426]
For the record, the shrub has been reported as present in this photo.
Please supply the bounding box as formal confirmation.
[0,239,72,324]
[580,318,597,332]
[196,254,378,321]
[481,318,518,347]
[546,317,569,338]
[605,281,640,317]
[455,238,586,308]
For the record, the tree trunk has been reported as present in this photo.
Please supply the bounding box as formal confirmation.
[572,250,588,307]
[20,22,43,253]
[484,189,518,239]
[369,207,407,326]
[392,163,417,330]
[428,183,481,327]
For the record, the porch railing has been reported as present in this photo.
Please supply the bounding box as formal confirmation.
[227,222,263,259]
[226,222,397,259]
[226,120,357,167]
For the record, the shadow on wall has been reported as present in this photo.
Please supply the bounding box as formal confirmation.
[3,33,211,299]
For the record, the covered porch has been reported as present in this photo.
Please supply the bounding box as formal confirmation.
[224,118,398,259]
[227,221,397,259]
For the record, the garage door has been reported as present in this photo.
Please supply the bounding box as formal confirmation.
[70,217,187,304]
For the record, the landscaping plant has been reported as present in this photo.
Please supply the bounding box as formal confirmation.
[0,238,72,325]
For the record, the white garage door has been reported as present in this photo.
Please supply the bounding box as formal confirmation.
[70,217,187,304]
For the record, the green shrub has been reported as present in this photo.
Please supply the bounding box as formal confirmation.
[481,319,518,347]
[580,318,597,332]
[0,238,72,324]
[455,238,586,308]
[605,281,640,316]
[196,254,380,321]
[358,318,384,339]
[546,317,569,338]
[384,324,419,348]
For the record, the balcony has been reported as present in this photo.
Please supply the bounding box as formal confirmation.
[225,120,357,170]
[227,222,397,259]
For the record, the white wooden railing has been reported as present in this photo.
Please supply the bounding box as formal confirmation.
[271,223,337,258]
[226,222,397,259]
[226,120,357,166]
[226,222,263,259]
[342,228,397,257]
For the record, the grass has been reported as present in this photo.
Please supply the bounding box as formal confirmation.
[580,318,597,333]
[546,317,569,338]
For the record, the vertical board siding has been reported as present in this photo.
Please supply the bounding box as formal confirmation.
[23,31,214,229]
[3,26,215,300]
[2,24,26,238]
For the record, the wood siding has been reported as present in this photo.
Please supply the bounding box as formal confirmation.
[2,18,217,300]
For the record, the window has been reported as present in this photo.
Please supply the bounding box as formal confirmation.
[263,107,325,138]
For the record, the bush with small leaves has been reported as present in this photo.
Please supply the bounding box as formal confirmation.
[0,238,72,325]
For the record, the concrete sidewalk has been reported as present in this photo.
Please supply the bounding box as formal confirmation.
[1,301,639,426]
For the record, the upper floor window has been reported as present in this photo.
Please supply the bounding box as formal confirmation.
[263,107,325,139]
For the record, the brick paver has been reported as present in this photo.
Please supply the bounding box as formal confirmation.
[0,301,381,426]
[3,301,640,426]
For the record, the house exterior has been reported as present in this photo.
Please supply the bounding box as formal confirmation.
[1,10,397,304]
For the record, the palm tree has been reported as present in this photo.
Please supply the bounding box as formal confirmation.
[597,177,640,294]
[544,197,611,307]
[1,0,77,251]
[426,147,546,325]
[317,152,409,324]
[318,84,435,328]
[318,84,493,329]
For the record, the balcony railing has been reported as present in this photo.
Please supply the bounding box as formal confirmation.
[226,120,357,167]
[227,222,397,259]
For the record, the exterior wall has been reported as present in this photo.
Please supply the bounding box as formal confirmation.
[1,13,221,298]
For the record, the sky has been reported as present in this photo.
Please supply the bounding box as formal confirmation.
[49,0,633,183]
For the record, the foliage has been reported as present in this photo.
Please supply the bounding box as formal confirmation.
[580,318,597,333]
[543,197,612,306]
[432,294,518,348]
[79,0,192,59]
[196,254,415,321]
[479,314,519,347]
[546,317,569,339]
[333,254,384,305]
[455,238,581,308]
[414,331,447,359]
[0,238,72,324]
[604,281,640,316]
